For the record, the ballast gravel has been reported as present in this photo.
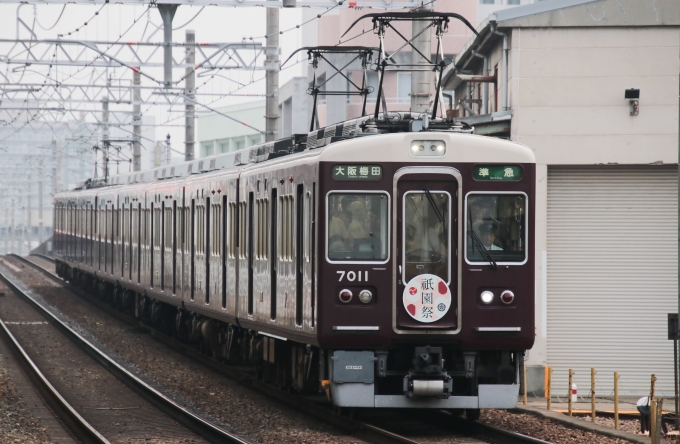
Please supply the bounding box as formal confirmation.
[6,260,366,444]
[10,257,663,444]
[0,366,51,443]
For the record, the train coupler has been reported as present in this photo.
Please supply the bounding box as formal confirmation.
[404,375,453,398]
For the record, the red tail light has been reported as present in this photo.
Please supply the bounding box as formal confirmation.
[500,290,515,304]
[339,289,353,303]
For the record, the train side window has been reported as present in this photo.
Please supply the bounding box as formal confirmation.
[154,206,162,250]
[212,202,221,257]
[255,198,268,260]
[465,193,527,265]
[278,195,293,261]
[132,207,138,245]
[238,201,247,259]
[327,192,389,263]
[196,204,205,255]
[228,202,236,258]
[164,206,172,251]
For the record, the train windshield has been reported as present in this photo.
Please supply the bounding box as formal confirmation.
[466,193,527,264]
[327,192,389,262]
[403,191,450,283]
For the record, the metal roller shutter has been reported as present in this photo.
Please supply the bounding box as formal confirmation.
[547,166,678,396]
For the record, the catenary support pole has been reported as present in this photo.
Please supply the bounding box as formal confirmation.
[26,175,31,254]
[4,208,8,254]
[132,68,142,171]
[11,199,15,254]
[158,4,178,89]
[185,30,196,161]
[265,2,279,142]
[38,166,43,246]
[101,92,109,180]
[411,4,431,114]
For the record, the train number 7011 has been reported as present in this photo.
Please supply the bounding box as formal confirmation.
[337,271,368,282]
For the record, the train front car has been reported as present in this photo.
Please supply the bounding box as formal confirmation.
[317,132,535,413]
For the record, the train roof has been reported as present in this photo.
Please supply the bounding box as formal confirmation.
[71,113,534,192]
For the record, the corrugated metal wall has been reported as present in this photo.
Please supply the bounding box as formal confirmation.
[547,166,678,396]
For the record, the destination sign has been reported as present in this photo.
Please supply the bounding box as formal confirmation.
[472,165,522,181]
[332,164,383,181]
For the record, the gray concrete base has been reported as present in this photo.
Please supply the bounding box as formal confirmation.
[525,365,546,398]
[514,404,650,444]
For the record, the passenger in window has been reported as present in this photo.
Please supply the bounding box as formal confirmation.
[329,206,349,252]
[478,221,502,251]
[338,197,353,229]
[405,223,417,254]
[348,201,369,242]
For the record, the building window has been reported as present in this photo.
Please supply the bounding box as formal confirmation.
[397,72,412,103]
[480,0,494,4]
[366,71,379,103]
[508,0,520,4]
[235,139,245,151]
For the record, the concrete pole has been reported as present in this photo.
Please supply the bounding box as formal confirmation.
[165,134,171,166]
[26,175,32,254]
[154,143,162,168]
[158,5,179,89]
[4,208,8,254]
[38,167,43,246]
[410,4,432,114]
[11,199,15,254]
[132,69,142,171]
[185,30,196,161]
[101,93,109,180]
[18,195,23,255]
[265,3,279,142]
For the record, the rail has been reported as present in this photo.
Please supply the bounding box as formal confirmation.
[19,254,553,444]
[0,256,249,444]
[0,315,109,444]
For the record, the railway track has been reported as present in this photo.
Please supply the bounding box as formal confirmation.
[0,256,250,444]
[9,253,553,444]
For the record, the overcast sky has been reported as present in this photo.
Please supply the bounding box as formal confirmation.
[0,2,312,163]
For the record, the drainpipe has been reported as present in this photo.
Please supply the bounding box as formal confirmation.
[472,51,489,115]
[491,22,509,111]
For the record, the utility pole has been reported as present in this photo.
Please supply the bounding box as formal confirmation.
[101,92,110,180]
[411,3,432,114]
[4,208,8,254]
[165,134,172,166]
[132,68,142,171]
[38,166,44,246]
[158,5,179,89]
[265,2,279,142]
[185,30,196,161]
[10,199,15,254]
[26,175,32,254]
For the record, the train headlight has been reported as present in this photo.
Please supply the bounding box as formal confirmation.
[500,290,515,304]
[339,289,353,303]
[358,289,373,304]
[410,140,446,157]
[480,291,494,304]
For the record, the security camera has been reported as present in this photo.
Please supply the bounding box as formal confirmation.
[625,89,640,116]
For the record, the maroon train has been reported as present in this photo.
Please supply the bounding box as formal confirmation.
[54,114,534,416]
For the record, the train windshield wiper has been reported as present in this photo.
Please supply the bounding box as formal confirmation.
[467,209,497,269]
[423,188,444,224]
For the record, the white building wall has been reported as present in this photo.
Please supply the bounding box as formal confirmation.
[506,25,679,393]
[197,101,265,157]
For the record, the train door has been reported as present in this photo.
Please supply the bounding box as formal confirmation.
[394,167,460,332]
